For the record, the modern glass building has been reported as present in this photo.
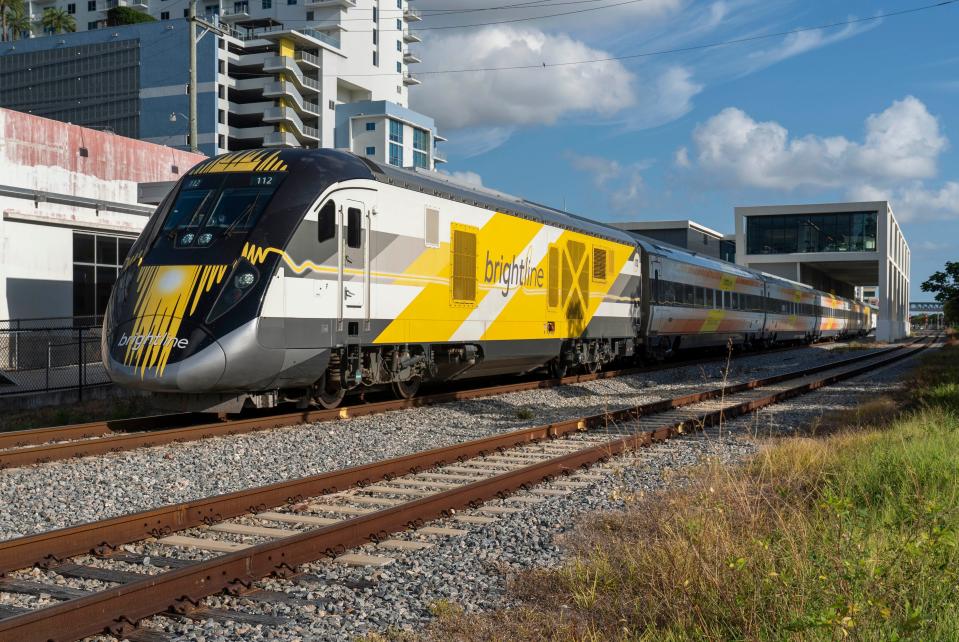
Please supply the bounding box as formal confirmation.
[735,202,910,342]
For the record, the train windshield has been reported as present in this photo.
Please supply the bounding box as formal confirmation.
[159,172,286,248]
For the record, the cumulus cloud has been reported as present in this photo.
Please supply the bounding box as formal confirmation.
[568,153,648,215]
[410,26,636,131]
[847,181,959,222]
[682,96,947,190]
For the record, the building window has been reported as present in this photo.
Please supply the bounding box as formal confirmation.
[373,51,378,66]
[412,127,428,151]
[413,150,428,169]
[67,3,76,13]
[396,61,402,73]
[396,40,401,51]
[372,5,377,21]
[365,146,375,156]
[261,0,271,7]
[305,10,313,20]
[218,84,225,98]
[87,20,98,29]
[396,0,401,7]
[396,18,401,29]
[183,8,189,16]
[389,118,403,143]
[87,0,95,9]
[287,0,296,6]
[218,134,225,149]
[372,28,377,45]
[389,143,402,166]
[745,212,878,255]
[73,233,135,320]
[365,122,376,131]
[205,3,218,13]
[160,10,169,18]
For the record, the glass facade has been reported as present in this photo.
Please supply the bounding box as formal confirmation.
[73,232,135,319]
[746,212,877,255]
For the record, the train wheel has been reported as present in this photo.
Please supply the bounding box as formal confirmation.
[314,374,345,409]
[548,359,567,379]
[393,377,421,400]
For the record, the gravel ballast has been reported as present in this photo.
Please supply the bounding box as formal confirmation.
[0,343,888,542]
[139,342,928,642]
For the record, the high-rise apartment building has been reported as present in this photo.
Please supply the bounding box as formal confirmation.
[0,1,445,167]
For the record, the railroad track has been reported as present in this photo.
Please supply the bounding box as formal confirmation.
[0,340,871,469]
[0,335,933,642]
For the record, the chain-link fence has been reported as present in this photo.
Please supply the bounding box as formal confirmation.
[0,317,110,397]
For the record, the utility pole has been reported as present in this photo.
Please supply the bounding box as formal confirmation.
[188,0,199,153]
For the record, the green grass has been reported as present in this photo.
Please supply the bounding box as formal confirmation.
[424,342,959,642]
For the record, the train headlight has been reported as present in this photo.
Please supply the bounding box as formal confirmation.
[179,233,195,246]
[235,272,256,289]
[197,233,213,246]
[206,259,260,324]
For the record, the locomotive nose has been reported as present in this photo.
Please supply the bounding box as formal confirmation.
[103,318,227,391]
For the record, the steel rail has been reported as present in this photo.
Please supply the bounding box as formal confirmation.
[0,340,873,467]
[0,340,915,574]
[0,337,931,642]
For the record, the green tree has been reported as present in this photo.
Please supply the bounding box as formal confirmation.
[0,0,25,41]
[922,261,959,324]
[106,6,156,25]
[40,7,76,34]
[6,2,30,40]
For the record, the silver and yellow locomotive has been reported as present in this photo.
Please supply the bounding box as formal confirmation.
[102,149,870,412]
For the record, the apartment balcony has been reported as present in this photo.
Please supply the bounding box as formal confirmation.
[263,106,320,143]
[295,50,321,69]
[402,29,422,44]
[263,55,321,94]
[229,125,277,140]
[404,6,421,22]
[263,131,299,147]
[402,72,421,86]
[433,150,447,164]
[105,0,148,9]
[262,82,320,117]
[220,5,252,21]
[402,49,420,64]
[304,0,354,7]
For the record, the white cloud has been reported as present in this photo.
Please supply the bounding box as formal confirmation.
[683,96,947,190]
[568,153,648,214]
[742,22,874,74]
[623,66,703,130]
[674,146,691,168]
[410,26,636,131]
[438,169,484,187]
[847,181,959,222]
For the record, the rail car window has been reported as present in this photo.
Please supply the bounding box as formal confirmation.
[317,200,336,242]
[346,207,362,249]
[662,281,677,304]
[695,287,705,307]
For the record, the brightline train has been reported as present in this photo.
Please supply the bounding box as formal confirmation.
[102,149,871,412]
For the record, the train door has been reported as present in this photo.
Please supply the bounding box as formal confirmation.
[339,199,370,327]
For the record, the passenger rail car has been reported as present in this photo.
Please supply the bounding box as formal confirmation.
[102,149,871,412]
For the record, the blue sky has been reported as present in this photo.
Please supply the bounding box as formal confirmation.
[406,0,959,299]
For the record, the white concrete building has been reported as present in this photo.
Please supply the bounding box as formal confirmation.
[0,108,205,322]
[734,201,910,341]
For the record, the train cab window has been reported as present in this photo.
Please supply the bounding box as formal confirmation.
[317,200,336,242]
[346,208,363,249]
[160,173,284,248]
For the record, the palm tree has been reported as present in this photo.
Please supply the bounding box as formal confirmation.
[6,2,30,40]
[40,7,75,34]
[0,0,25,41]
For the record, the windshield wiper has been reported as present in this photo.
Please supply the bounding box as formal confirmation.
[222,191,263,238]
